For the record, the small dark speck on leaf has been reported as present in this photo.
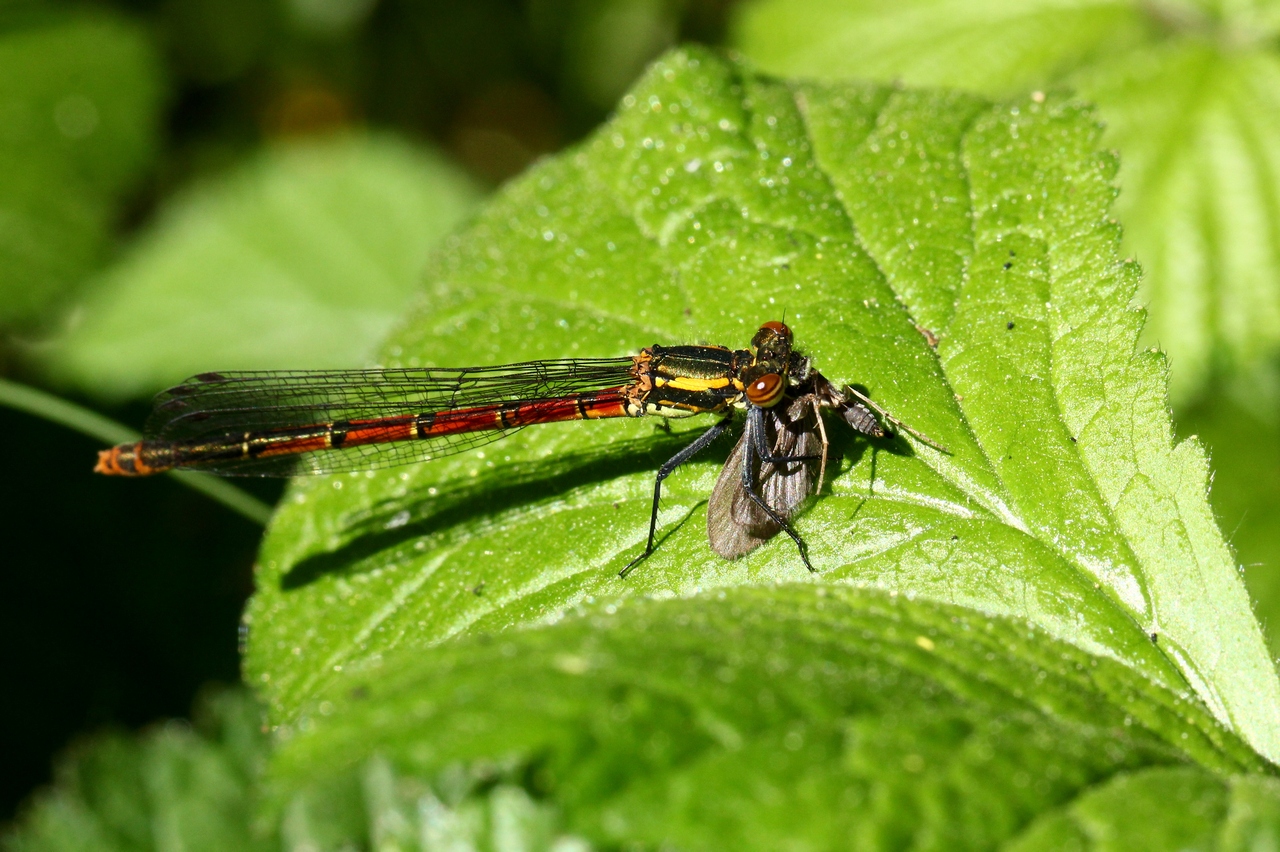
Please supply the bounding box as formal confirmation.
[951,534,959,541]
[1007,321,1015,330]
[683,307,692,317]
[473,580,485,596]
[1070,436,1077,443]
[350,686,369,701]
[1003,261,1013,270]
[1009,250,1016,256]
[1150,632,1159,644]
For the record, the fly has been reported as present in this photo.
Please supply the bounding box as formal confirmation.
[96,321,938,575]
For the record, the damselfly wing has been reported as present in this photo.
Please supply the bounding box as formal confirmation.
[97,321,939,574]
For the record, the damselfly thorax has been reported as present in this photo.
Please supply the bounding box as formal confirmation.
[97,321,936,574]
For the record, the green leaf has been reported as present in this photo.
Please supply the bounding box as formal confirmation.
[2,690,272,852]
[43,134,480,400]
[1179,393,1280,659]
[274,759,585,851]
[1005,768,1280,850]
[267,587,1268,850]
[233,48,1280,840]
[731,0,1280,408]
[2,689,582,852]
[0,10,163,326]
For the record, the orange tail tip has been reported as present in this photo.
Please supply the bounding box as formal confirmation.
[96,445,129,475]
[95,442,162,476]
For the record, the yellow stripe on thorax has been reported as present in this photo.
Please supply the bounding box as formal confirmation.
[654,376,742,392]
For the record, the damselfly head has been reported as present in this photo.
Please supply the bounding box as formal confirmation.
[751,320,792,352]
[748,320,795,376]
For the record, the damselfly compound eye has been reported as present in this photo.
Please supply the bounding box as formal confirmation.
[760,320,791,341]
[746,372,785,407]
[752,320,793,350]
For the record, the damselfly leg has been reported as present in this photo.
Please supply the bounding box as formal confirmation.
[619,415,734,578]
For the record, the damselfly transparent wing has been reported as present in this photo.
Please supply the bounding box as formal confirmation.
[144,358,637,476]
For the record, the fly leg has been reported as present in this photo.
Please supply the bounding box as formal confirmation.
[744,407,817,573]
[620,414,735,578]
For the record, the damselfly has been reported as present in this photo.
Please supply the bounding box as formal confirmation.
[96,321,935,574]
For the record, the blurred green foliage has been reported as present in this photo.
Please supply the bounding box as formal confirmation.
[0,8,162,325]
[5,0,1280,847]
[3,689,272,852]
[46,134,478,398]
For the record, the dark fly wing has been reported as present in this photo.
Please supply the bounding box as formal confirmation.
[707,396,822,560]
[731,396,820,531]
[145,358,637,442]
[707,429,765,559]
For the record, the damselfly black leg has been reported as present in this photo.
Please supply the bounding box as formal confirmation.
[747,406,823,466]
[620,414,734,578]
[743,406,816,572]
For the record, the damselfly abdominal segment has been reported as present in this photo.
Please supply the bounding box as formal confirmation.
[97,322,934,575]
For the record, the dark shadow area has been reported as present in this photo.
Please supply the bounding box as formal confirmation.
[0,402,279,822]
[282,406,906,589]
[282,428,726,589]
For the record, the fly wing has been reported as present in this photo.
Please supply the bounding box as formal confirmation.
[737,396,821,527]
[707,429,770,559]
[707,397,822,560]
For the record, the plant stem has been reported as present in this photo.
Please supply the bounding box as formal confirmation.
[0,377,273,526]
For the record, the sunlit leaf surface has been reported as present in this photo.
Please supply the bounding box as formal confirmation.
[1179,393,1280,658]
[733,0,1280,408]
[226,49,1279,845]
[267,586,1276,850]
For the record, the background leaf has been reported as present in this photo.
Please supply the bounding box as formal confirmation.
[43,134,479,400]
[232,47,1280,841]
[2,690,271,852]
[1179,392,1280,657]
[0,9,163,326]
[730,0,1280,410]
[1005,768,1280,850]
